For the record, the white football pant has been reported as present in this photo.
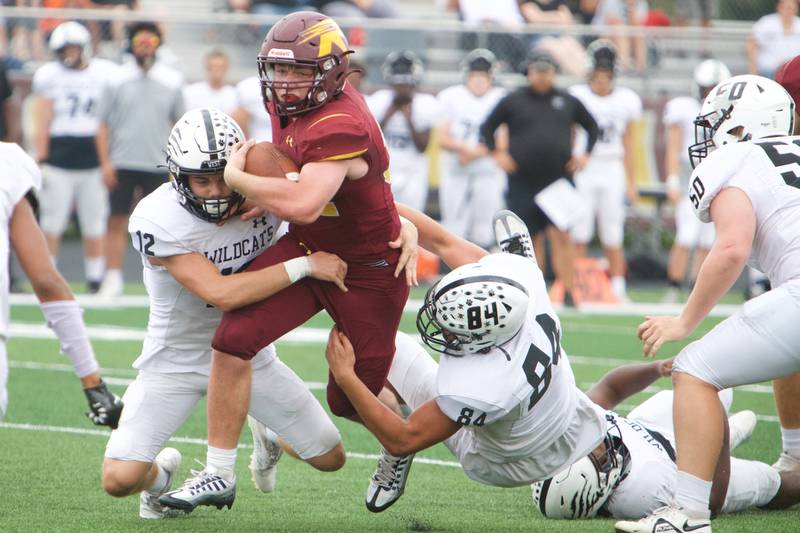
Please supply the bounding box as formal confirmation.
[39,165,108,239]
[571,157,626,247]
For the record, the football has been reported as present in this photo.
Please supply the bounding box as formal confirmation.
[244,141,300,182]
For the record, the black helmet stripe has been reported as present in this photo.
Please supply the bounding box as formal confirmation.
[434,274,528,300]
[201,109,218,160]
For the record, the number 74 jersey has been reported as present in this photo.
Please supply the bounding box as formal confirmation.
[435,254,606,484]
[689,136,800,287]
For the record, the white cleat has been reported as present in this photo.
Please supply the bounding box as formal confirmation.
[365,448,415,513]
[139,447,182,519]
[772,451,800,472]
[158,464,236,513]
[247,415,283,493]
[492,210,535,261]
[728,410,757,450]
[614,505,711,533]
[97,272,123,299]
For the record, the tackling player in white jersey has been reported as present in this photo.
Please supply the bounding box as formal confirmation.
[101,108,350,518]
[367,51,441,212]
[663,59,731,303]
[618,76,800,533]
[32,22,118,293]
[436,49,508,250]
[569,40,642,302]
[325,210,607,511]
[0,142,122,428]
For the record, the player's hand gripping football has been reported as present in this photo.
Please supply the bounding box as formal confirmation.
[389,217,419,287]
[84,381,124,429]
[637,316,692,357]
[225,139,255,176]
[308,251,348,292]
[325,325,356,383]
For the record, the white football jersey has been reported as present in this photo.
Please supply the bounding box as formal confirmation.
[436,253,606,474]
[0,144,42,340]
[663,96,700,170]
[235,76,272,142]
[183,81,237,114]
[367,89,441,178]
[128,183,282,375]
[32,59,118,137]
[569,84,642,159]
[690,137,800,287]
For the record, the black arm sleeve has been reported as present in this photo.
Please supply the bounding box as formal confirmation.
[479,95,509,151]
[573,96,599,153]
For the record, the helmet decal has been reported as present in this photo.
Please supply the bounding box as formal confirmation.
[298,19,348,58]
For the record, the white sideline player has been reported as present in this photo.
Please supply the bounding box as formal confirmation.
[231,76,272,143]
[569,40,642,302]
[32,21,118,293]
[663,59,731,303]
[618,76,800,533]
[436,49,507,250]
[0,142,122,427]
[325,210,607,511]
[101,108,349,518]
[367,51,441,212]
[533,362,800,521]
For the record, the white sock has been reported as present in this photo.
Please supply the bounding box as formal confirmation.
[147,463,169,495]
[85,257,105,283]
[780,427,800,457]
[207,446,237,481]
[611,275,626,297]
[40,300,99,378]
[103,269,123,285]
[675,470,712,517]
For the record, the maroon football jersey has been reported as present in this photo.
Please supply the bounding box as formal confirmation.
[271,83,400,266]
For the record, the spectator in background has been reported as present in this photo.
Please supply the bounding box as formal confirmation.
[367,50,440,212]
[437,49,507,250]
[312,0,397,18]
[226,0,311,16]
[480,49,598,306]
[673,0,715,29]
[95,21,184,298]
[87,0,139,51]
[183,49,237,113]
[520,0,589,76]
[569,40,641,302]
[662,59,730,304]
[575,0,648,72]
[747,0,800,78]
[8,1,48,62]
[456,0,528,72]
[230,75,272,142]
[33,22,117,293]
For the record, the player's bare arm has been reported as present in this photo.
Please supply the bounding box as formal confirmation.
[638,187,755,357]
[95,122,116,188]
[622,121,639,203]
[159,249,347,311]
[586,359,673,409]
[326,326,460,456]
[33,96,53,163]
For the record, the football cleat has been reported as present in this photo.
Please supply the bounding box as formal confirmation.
[728,410,757,450]
[772,451,800,472]
[97,271,124,298]
[247,415,283,493]
[365,449,415,513]
[84,381,124,429]
[158,464,236,513]
[139,447,182,519]
[493,210,535,261]
[614,505,711,533]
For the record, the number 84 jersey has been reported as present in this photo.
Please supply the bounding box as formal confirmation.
[689,136,800,287]
[435,254,606,485]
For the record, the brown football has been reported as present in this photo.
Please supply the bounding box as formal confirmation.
[244,141,300,181]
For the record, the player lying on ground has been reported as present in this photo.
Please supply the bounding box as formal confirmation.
[0,142,122,428]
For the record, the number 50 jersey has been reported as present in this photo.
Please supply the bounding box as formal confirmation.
[435,253,606,486]
[689,136,800,287]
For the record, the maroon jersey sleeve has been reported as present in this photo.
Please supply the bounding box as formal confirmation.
[300,112,371,163]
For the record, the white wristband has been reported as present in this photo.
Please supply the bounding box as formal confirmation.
[398,215,411,226]
[666,174,681,191]
[284,256,310,283]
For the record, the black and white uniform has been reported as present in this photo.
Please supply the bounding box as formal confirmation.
[0,144,42,419]
[104,183,340,462]
[33,59,117,239]
[569,84,641,247]
[389,253,606,487]
[674,136,800,388]
[437,84,507,248]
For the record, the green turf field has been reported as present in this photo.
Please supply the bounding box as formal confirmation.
[1,287,795,532]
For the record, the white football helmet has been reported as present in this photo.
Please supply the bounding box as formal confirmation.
[531,428,630,519]
[689,74,795,168]
[416,259,529,356]
[166,108,245,222]
[692,59,731,101]
[49,21,90,68]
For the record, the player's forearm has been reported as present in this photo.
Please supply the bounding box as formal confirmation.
[33,101,52,161]
[205,263,293,311]
[586,361,664,410]
[94,124,111,166]
[225,167,318,223]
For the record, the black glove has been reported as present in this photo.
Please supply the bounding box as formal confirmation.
[84,381,124,429]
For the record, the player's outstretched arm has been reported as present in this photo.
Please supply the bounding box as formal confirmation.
[585,359,673,410]
[395,203,488,270]
[326,326,460,456]
[159,249,347,311]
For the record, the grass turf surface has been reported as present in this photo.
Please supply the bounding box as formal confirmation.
[1,287,797,532]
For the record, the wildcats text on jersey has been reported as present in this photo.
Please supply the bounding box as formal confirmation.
[203,224,275,267]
